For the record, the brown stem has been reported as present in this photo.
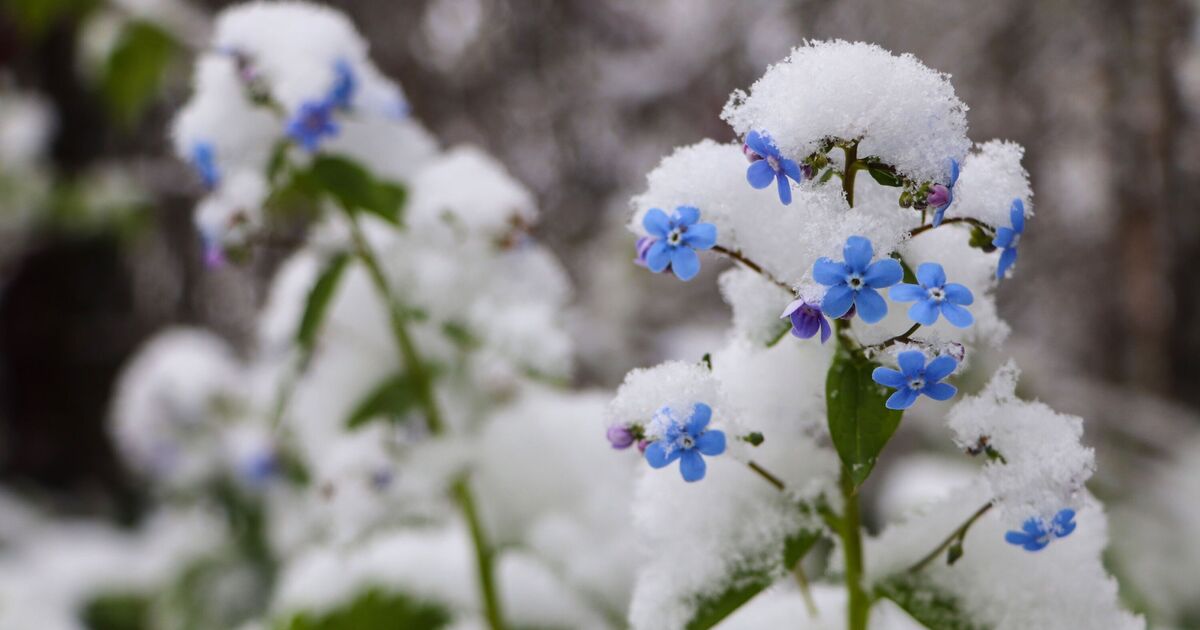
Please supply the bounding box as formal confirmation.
[865,323,922,353]
[711,245,793,294]
[906,502,994,574]
[908,216,992,238]
[746,460,787,492]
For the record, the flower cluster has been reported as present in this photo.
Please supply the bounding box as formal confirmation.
[1005,509,1077,551]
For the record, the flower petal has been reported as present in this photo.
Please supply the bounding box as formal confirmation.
[889,283,926,302]
[923,355,958,382]
[747,160,775,189]
[843,236,874,272]
[872,367,908,389]
[776,174,792,205]
[908,299,939,326]
[790,311,820,339]
[645,441,680,469]
[897,350,927,378]
[696,429,726,456]
[818,316,832,343]
[645,240,672,273]
[949,158,960,186]
[780,158,803,183]
[821,285,856,319]
[943,283,974,305]
[813,258,849,286]
[922,381,957,401]
[682,222,717,250]
[940,302,974,328]
[864,258,903,288]
[679,450,707,482]
[670,246,702,281]
[997,247,1018,281]
[853,287,888,324]
[674,205,700,226]
[916,262,946,288]
[1010,199,1025,233]
[993,227,1015,249]
[780,298,805,318]
[687,402,711,434]
[643,208,671,238]
[932,206,947,227]
[1005,531,1033,547]
[745,130,771,156]
[886,387,920,410]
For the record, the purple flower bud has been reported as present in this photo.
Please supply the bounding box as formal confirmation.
[607,425,635,450]
[839,303,857,320]
[637,439,650,453]
[801,163,816,180]
[780,298,831,343]
[742,143,763,163]
[634,236,656,267]
[927,184,951,209]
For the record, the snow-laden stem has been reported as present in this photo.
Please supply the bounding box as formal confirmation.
[346,215,506,630]
[746,460,787,491]
[711,244,793,294]
[908,216,991,237]
[906,502,994,574]
[867,323,922,352]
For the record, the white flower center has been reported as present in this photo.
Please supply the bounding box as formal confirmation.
[927,287,946,302]
[767,155,780,172]
[847,273,864,290]
[908,377,926,390]
[1009,233,1021,248]
[667,228,683,245]
[679,435,695,450]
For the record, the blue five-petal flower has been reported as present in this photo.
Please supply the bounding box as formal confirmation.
[644,403,726,482]
[813,236,903,324]
[190,141,219,190]
[929,158,959,227]
[641,206,717,281]
[993,198,1026,281]
[1004,509,1076,552]
[286,100,339,152]
[871,350,958,410]
[327,59,357,110]
[889,262,975,328]
[744,130,804,205]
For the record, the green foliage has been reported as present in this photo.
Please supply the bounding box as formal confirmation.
[102,21,178,125]
[346,372,420,430]
[81,593,151,630]
[308,156,406,224]
[3,0,97,37]
[865,161,903,187]
[826,347,903,486]
[683,529,821,630]
[296,252,351,359]
[875,574,986,630]
[275,589,451,630]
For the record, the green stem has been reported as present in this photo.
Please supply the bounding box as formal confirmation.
[908,216,991,237]
[906,502,993,574]
[841,143,860,207]
[347,215,505,630]
[838,469,869,630]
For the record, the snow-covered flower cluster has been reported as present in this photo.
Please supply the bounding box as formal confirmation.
[610,40,1140,629]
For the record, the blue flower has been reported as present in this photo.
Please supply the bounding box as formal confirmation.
[993,198,1026,281]
[641,206,717,281]
[888,262,975,328]
[1005,509,1077,552]
[190,141,219,190]
[327,59,357,110]
[286,100,339,152]
[744,130,803,205]
[871,350,958,410]
[928,158,959,227]
[813,236,903,324]
[645,403,726,482]
[781,298,831,343]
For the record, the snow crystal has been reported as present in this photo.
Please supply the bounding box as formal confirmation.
[722,40,971,185]
[948,140,1033,228]
[407,145,536,241]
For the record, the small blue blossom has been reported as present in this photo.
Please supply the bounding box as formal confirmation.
[644,403,726,482]
[813,236,903,324]
[286,100,339,152]
[744,130,803,205]
[1005,509,1077,551]
[190,141,219,190]
[928,158,959,227]
[871,351,958,410]
[888,262,975,328]
[780,298,831,343]
[993,198,1026,281]
[327,59,357,110]
[640,206,717,281]
[239,451,278,488]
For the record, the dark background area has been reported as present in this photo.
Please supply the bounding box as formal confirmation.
[1,0,1198,518]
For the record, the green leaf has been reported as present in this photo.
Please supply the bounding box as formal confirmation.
[309,155,406,224]
[765,322,791,348]
[875,575,987,630]
[275,588,451,630]
[866,162,903,187]
[81,592,151,630]
[101,21,178,125]
[826,348,903,486]
[346,372,420,430]
[296,253,350,358]
[684,529,820,630]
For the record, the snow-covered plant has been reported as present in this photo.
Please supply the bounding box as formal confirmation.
[608,41,1141,629]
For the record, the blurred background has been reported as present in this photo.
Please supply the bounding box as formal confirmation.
[1,0,1199,625]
